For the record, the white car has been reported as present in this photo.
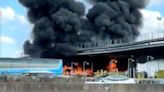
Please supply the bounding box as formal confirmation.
[86,75,136,84]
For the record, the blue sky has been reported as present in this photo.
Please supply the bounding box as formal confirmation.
[0,0,32,57]
[147,0,164,15]
[0,0,164,58]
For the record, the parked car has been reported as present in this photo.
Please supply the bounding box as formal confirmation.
[86,75,136,84]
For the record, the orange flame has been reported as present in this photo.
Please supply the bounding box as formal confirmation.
[63,63,93,76]
[107,59,117,72]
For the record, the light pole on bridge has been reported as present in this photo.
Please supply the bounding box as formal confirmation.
[157,17,162,31]
[157,17,162,38]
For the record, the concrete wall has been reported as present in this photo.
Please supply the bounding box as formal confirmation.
[0,82,164,92]
[0,77,163,92]
[0,82,83,92]
[85,84,164,92]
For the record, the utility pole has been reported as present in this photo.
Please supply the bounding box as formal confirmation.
[157,17,162,32]
[128,55,135,78]
[146,56,154,78]
[83,61,89,78]
[71,62,77,77]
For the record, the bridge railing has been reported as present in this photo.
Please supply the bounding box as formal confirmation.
[136,31,164,41]
[76,31,164,50]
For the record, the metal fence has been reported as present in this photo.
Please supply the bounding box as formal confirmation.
[76,31,164,50]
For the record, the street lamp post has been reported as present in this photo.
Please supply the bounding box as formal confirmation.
[157,17,162,32]
[158,60,159,72]
[71,62,77,76]
[128,56,135,78]
[83,61,89,78]
[157,17,162,38]
[91,62,93,73]
[146,56,154,78]
[128,58,131,78]
[131,59,135,78]
[157,17,162,73]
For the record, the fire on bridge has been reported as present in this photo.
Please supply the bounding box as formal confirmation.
[63,33,164,78]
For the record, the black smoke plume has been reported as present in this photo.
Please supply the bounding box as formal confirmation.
[19,0,148,58]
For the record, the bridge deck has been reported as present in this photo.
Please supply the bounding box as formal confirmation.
[77,38,164,55]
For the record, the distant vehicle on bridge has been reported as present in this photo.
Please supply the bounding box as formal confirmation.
[0,58,63,77]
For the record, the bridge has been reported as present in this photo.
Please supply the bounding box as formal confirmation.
[76,31,164,55]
